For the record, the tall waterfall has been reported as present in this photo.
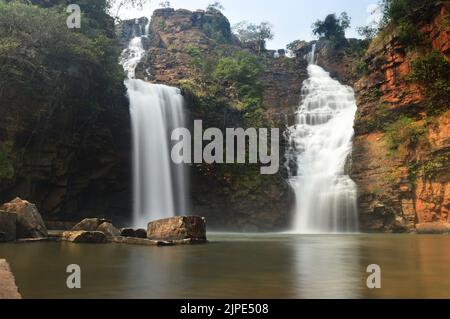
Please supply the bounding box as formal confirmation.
[120,20,189,227]
[286,46,358,234]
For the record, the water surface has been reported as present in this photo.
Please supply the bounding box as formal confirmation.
[1,234,449,299]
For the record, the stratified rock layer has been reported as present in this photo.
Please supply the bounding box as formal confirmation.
[147,216,207,241]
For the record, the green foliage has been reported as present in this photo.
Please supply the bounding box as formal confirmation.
[409,51,450,106]
[384,116,426,151]
[357,25,378,40]
[354,60,369,77]
[409,149,450,182]
[312,12,351,47]
[213,51,264,107]
[232,21,274,53]
[381,0,437,26]
[286,40,305,52]
[396,21,423,46]
[0,0,124,110]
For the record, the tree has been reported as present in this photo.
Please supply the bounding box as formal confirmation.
[357,25,378,40]
[111,0,150,22]
[207,1,224,12]
[312,12,351,40]
[158,1,171,8]
[233,21,274,54]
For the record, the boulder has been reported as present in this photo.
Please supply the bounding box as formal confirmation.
[120,228,147,238]
[61,231,107,243]
[0,198,48,239]
[416,223,450,234]
[147,216,207,241]
[71,218,110,231]
[0,211,17,242]
[97,222,120,238]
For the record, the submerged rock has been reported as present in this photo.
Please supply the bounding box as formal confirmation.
[147,216,207,241]
[0,211,16,242]
[416,223,450,234]
[62,231,107,243]
[120,228,147,239]
[0,198,48,239]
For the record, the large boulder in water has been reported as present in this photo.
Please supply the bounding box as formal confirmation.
[0,211,16,242]
[0,198,47,239]
[97,222,120,238]
[62,231,107,243]
[71,218,111,231]
[120,228,147,238]
[147,216,207,241]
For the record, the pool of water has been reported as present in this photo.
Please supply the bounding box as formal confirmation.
[1,233,449,299]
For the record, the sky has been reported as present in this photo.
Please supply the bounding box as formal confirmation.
[117,0,382,50]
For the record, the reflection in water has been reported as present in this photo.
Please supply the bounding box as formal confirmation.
[292,236,361,298]
[0,234,449,299]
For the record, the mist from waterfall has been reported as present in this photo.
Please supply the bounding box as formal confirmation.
[120,20,189,227]
[286,45,358,234]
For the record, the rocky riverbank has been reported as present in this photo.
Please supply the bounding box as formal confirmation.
[0,198,208,245]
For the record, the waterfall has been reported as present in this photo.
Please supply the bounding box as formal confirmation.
[286,46,358,234]
[120,20,189,227]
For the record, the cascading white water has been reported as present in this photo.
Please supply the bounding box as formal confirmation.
[120,20,189,227]
[286,45,358,234]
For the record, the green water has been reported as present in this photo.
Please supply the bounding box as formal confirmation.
[0,234,449,299]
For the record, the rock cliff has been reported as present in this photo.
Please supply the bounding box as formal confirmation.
[351,2,450,232]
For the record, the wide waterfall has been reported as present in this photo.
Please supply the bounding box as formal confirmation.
[286,46,358,234]
[120,20,189,227]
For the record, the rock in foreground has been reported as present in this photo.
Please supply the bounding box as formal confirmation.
[97,222,121,238]
[416,223,450,234]
[0,259,21,299]
[120,228,147,238]
[62,231,107,243]
[0,211,17,242]
[147,216,207,241]
[72,218,111,232]
[0,198,48,239]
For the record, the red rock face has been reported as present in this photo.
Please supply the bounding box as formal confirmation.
[352,4,450,232]
[422,5,450,62]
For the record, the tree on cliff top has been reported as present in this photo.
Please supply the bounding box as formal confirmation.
[312,12,351,41]
[233,21,274,54]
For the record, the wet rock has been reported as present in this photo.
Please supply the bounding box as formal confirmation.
[71,218,111,232]
[112,236,173,246]
[0,198,48,239]
[120,228,147,238]
[416,223,450,234]
[0,211,16,242]
[62,231,107,243]
[147,216,207,241]
[97,222,120,238]
[0,260,21,299]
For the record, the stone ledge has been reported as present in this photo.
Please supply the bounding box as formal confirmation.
[0,259,21,299]
[416,223,450,234]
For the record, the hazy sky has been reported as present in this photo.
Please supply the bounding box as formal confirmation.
[118,0,382,49]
